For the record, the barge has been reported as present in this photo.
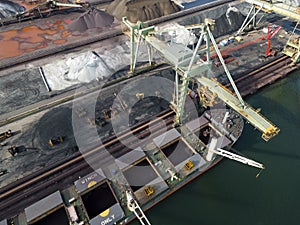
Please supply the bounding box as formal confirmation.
[13,108,245,225]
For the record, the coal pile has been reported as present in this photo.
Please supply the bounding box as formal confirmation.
[106,0,180,23]
[179,5,245,38]
[212,7,245,37]
[0,69,46,115]
[69,7,114,32]
[31,106,77,152]
[0,0,25,19]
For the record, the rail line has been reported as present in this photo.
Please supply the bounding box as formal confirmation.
[0,108,175,219]
[0,0,114,26]
[225,55,299,96]
[0,0,235,70]
[0,63,172,127]
[1,0,296,220]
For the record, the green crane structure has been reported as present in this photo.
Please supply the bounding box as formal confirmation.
[122,17,280,141]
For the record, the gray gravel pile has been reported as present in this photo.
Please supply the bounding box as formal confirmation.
[106,0,180,23]
[0,69,47,115]
[212,7,245,37]
[0,0,25,19]
[69,8,114,32]
[179,5,245,38]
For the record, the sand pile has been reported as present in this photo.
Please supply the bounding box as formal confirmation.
[0,0,25,19]
[106,0,180,23]
[69,8,114,32]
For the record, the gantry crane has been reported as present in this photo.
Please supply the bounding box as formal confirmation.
[238,0,300,64]
[121,18,274,225]
[122,17,280,141]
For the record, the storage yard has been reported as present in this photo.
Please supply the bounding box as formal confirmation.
[0,0,299,225]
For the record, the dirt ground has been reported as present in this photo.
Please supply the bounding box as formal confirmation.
[0,1,294,188]
[0,68,175,188]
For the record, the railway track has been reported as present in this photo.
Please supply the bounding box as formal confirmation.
[0,0,235,70]
[1,0,296,220]
[0,0,114,26]
[225,55,299,96]
[0,63,172,126]
[0,108,175,219]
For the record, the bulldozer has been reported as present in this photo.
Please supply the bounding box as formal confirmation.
[49,135,64,147]
[0,130,12,142]
[8,145,26,156]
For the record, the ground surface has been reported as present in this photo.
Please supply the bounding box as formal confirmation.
[0,1,294,189]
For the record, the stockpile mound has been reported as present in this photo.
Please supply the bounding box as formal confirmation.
[69,8,114,32]
[179,5,245,38]
[106,0,180,23]
[0,0,25,19]
[212,6,245,37]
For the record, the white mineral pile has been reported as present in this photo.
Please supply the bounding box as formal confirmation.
[42,40,154,91]
[156,22,198,46]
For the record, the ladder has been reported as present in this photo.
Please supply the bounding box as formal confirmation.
[126,190,152,225]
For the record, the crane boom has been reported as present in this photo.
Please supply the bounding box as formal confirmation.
[210,148,265,169]
[126,190,152,225]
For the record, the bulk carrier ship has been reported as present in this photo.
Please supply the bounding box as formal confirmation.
[0,1,284,225]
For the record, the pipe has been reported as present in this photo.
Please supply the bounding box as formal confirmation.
[39,66,51,92]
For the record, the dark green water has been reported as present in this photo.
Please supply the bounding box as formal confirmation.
[130,71,300,225]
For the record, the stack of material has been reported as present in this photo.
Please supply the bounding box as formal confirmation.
[0,0,25,19]
[179,5,245,38]
[212,6,245,37]
[106,0,180,23]
[69,7,114,32]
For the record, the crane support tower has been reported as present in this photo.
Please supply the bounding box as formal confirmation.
[122,17,280,141]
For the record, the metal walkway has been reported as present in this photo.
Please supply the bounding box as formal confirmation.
[196,76,280,141]
[122,18,280,141]
[244,0,300,22]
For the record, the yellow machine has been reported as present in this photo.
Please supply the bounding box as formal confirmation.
[0,130,12,142]
[49,136,64,147]
[144,186,155,197]
[184,160,194,170]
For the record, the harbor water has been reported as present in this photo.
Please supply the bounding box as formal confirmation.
[129,71,300,225]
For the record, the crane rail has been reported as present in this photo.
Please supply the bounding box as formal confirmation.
[226,55,300,96]
[0,0,236,70]
[0,109,175,220]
